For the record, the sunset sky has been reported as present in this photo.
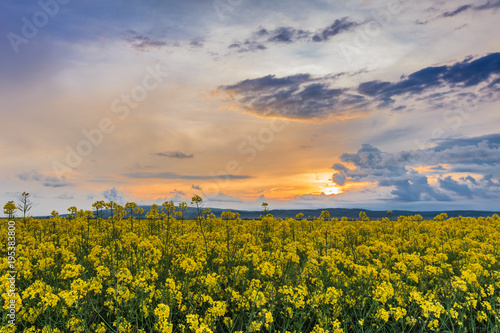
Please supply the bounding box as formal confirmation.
[1,0,500,215]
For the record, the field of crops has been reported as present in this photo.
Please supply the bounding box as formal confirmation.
[1,199,500,332]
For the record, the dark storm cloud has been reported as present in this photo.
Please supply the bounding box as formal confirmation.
[220,53,500,119]
[357,53,500,103]
[442,53,500,87]
[361,65,447,96]
[220,73,366,119]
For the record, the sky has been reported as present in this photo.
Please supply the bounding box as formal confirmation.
[1,0,500,216]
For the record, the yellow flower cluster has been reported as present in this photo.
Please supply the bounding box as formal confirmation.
[1,204,500,332]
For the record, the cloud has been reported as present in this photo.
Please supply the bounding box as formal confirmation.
[332,143,410,186]
[379,176,451,202]
[442,53,500,87]
[474,0,500,11]
[332,133,500,202]
[267,27,311,43]
[124,172,252,180]
[169,194,185,203]
[224,73,312,92]
[430,165,447,171]
[358,53,500,106]
[438,176,474,198]
[190,37,205,48]
[436,1,499,19]
[312,17,359,42]
[103,187,125,203]
[87,193,97,200]
[441,5,473,17]
[220,73,367,120]
[432,133,500,150]
[220,53,500,119]
[17,170,72,188]
[123,30,168,51]
[152,151,194,159]
[228,18,358,53]
[204,192,243,203]
[191,184,201,190]
[228,40,267,53]
[56,193,74,200]
[461,175,478,185]
[428,134,500,167]
[357,63,448,98]
[170,189,186,196]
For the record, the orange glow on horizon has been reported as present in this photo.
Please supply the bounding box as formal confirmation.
[111,171,378,205]
[305,171,345,196]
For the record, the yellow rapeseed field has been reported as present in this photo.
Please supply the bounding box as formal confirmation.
[1,199,500,332]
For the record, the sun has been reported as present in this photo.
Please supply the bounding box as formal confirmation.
[305,171,344,196]
[322,185,343,195]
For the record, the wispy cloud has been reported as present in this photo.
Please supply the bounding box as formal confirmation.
[123,30,169,51]
[475,0,500,10]
[228,17,359,53]
[170,189,186,196]
[441,4,473,17]
[152,151,194,159]
[205,192,243,203]
[124,172,252,180]
[312,17,360,42]
[56,193,74,200]
[435,1,499,19]
[17,170,72,188]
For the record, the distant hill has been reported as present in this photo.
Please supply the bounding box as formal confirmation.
[44,205,499,220]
